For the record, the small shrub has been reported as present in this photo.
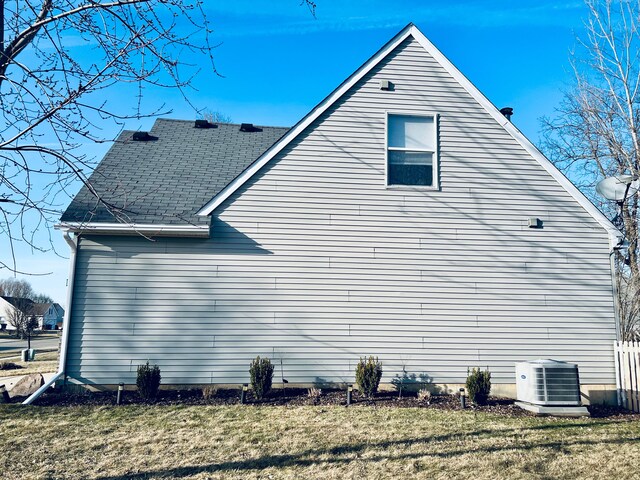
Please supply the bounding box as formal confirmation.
[355,356,383,398]
[307,387,321,399]
[417,388,432,403]
[136,361,161,401]
[249,356,274,400]
[202,385,218,402]
[466,367,491,405]
[0,361,21,370]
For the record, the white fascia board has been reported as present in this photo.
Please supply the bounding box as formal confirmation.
[55,222,210,238]
[196,24,621,248]
[196,24,415,216]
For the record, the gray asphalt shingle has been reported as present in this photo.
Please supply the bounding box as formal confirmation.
[61,119,288,226]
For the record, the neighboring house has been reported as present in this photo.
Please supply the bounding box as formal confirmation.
[1,297,11,328]
[48,303,65,330]
[58,25,621,403]
[0,296,64,331]
[0,296,29,331]
[0,296,38,331]
[32,303,65,330]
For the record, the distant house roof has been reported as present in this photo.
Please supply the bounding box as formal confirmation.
[1,296,36,314]
[30,303,51,316]
[60,119,288,227]
[0,297,63,317]
[51,303,64,317]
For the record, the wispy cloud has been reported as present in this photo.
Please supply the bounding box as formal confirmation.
[205,1,587,39]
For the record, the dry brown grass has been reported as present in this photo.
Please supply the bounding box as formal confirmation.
[0,350,58,378]
[1,404,638,479]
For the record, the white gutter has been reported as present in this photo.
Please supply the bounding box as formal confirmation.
[55,222,210,238]
[23,231,78,405]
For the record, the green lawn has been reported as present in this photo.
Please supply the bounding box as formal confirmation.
[1,404,638,479]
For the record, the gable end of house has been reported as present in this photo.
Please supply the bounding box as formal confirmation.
[196,24,621,248]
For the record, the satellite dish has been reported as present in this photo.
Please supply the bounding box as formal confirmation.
[596,175,640,202]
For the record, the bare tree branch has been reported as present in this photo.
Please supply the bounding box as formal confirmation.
[0,0,318,275]
[542,0,640,340]
[0,0,220,274]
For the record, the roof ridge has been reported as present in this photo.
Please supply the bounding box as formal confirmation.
[153,118,290,130]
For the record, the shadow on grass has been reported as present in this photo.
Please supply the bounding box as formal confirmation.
[94,422,640,479]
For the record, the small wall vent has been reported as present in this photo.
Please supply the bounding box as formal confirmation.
[380,79,392,91]
[528,217,543,228]
[240,123,263,133]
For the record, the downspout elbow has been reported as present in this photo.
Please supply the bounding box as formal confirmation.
[63,230,78,252]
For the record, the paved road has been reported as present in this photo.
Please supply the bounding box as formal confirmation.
[0,333,60,354]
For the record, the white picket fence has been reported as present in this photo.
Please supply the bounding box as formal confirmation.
[614,341,640,412]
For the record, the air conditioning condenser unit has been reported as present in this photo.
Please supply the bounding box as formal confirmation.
[515,359,589,416]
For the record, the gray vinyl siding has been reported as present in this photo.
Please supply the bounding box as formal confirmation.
[66,37,617,386]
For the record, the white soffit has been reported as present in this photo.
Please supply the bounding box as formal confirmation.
[196,24,621,244]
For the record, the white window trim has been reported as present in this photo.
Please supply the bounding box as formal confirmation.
[385,111,439,190]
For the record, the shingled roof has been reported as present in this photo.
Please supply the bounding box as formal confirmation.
[1,296,35,313]
[61,119,288,226]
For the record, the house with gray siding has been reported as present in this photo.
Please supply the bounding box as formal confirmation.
[55,24,621,402]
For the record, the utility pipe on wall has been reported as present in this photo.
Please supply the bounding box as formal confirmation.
[610,248,623,408]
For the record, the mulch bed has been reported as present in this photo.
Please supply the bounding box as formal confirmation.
[28,387,640,419]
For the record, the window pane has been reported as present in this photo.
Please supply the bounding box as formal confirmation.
[388,115,434,150]
[388,151,433,186]
[388,150,433,165]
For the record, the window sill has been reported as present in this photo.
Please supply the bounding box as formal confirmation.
[385,185,440,191]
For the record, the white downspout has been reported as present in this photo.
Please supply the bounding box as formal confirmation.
[23,231,77,405]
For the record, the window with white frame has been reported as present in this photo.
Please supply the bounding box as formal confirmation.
[387,114,437,187]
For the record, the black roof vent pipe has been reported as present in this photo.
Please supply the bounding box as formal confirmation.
[132,131,157,141]
[240,123,263,133]
[195,119,217,129]
[500,107,514,121]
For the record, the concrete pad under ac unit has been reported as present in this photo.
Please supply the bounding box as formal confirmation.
[515,401,590,417]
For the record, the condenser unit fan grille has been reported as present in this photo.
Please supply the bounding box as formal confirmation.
[533,367,580,403]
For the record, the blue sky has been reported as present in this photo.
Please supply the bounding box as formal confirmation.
[6,0,590,304]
